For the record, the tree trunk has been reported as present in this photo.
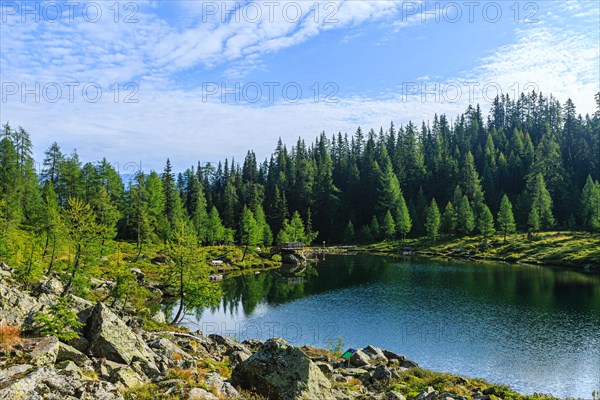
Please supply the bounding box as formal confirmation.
[170,256,185,325]
[46,235,57,275]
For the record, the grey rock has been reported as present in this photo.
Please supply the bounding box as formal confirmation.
[315,361,334,376]
[151,310,166,324]
[59,360,80,373]
[84,302,159,378]
[362,345,388,364]
[372,365,393,381]
[129,268,145,282]
[39,278,64,296]
[332,373,349,383]
[67,336,90,354]
[381,349,407,362]
[337,367,369,378]
[204,372,241,398]
[208,334,252,357]
[30,336,60,366]
[384,391,407,400]
[188,387,219,400]
[231,338,336,400]
[0,364,33,381]
[148,337,196,368]
[230,350,251,366]
[0,367,51,399]
[349,349,371,367]
[110,365,145,389]
[416,386,437,400]
[401,359,419,368]
[0,282,40,327]
[57,341,90,366]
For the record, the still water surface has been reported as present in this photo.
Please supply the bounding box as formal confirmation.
[173,255,600,398]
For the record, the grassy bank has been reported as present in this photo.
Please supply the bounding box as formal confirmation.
[354,231,600,270]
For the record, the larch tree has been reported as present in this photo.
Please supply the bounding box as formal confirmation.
[425,198,441,244]
[497,194,516,241]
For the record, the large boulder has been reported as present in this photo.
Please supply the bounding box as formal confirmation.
[0,283,40,327]
[84,302,159,378]
[231,338,336,400]
[0,367,125,400]
[149,337,196,369]
[30,336,60,366]
[56,341,91,367]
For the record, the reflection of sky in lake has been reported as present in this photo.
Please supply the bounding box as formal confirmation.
[174,256,600,398]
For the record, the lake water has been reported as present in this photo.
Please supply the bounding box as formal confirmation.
[170,254,600,398]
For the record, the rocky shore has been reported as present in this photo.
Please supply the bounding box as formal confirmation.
[1,262,549,400]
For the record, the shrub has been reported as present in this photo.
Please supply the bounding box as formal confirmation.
[0,323,22,351]
[33,296,83,341]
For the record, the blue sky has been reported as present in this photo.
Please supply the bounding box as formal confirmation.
[0,0,598,173]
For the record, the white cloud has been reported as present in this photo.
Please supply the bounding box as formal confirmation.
[1,0,598,174]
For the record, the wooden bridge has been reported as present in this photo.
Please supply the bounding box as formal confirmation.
[271,242,304,255]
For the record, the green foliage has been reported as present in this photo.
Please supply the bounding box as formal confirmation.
[165,222,222,325]
[382,210,395,239]
[396,193,412,239]
[425,198,441,243]
[33,297,83,341]
[478,204,495,238]
[343,220,355,244]
[457,195,475,235]
[277,211,310,244]
[442,201,457,234]
[580,175,600,231]
[324,336,345,357]
[497,195,516,240]
[63,197,102,293]
[528,174,554,232]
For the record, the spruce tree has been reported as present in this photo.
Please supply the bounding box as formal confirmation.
[478,204,495,238]
[382,210,395,239]
[130,172,152,260]
[442,201,457,234]
[457,195,475,235]
[528,173,554,231]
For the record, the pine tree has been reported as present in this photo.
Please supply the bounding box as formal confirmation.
[442,201,457,234]
[497,194,516,241]
[162,159,184,238]
[460,151,482,200]
[528,173,554,231]
[382,210,395,239]
[457,195,475,235]
[478,204,495,238]
[425,198,441,243]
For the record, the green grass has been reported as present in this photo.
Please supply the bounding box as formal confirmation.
[381,368,559,400]
[357,231,600,269]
